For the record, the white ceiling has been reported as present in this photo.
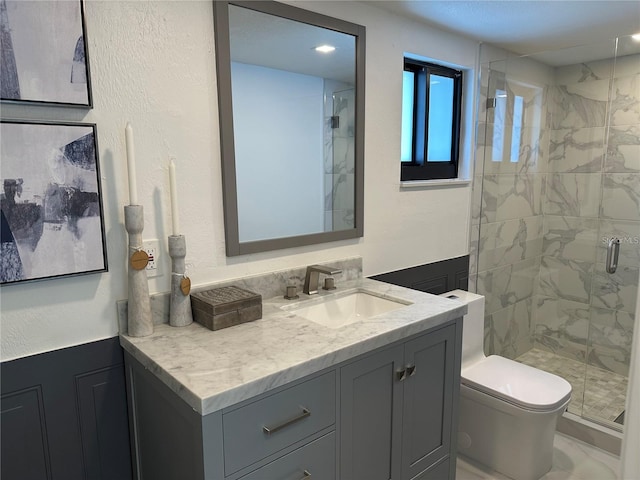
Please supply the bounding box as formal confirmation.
[229,4,356,83]
[367,0,640,64]
[230,1,640,76]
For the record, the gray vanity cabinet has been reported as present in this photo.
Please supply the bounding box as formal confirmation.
[124,319,461,480]
[339,323,460,480]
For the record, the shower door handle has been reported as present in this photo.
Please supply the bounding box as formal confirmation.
[606,237,620,274]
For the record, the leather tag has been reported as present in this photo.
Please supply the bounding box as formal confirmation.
[130,250,149,270]
[180,277,191,296]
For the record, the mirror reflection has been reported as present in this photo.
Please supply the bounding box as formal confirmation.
[214,1,365,256]
[230,4,356,243]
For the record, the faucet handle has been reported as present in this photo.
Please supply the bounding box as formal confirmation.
[323,277,336,290]
[284,285,299,300]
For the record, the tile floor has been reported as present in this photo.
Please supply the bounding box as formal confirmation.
[456,432,620,480]
[516,348,628,426]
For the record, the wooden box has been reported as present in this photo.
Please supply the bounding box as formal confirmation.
[191,286,262,331]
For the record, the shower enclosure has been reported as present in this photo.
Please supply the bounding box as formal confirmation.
[471,35,639,431]
[324,86,356,232]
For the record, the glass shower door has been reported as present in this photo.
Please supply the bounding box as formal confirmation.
[583,34,640,428]
[474,37,639,431]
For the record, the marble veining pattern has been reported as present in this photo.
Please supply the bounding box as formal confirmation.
[481,174,543,223]
[485,298,534,358]
[323,84,355,231]
[471,175,484,225]
[476,216,543,273]
[538,255,594,304]
[476,257,540,315]
[482,124,547,175]
[120,277,466,415]
[549,81,610,130]
[543,216,599,262]
[543,173,602,218]
[610,73,640,126]
[534,295,590,362]
[553,57,615,85]
[590,262,639,314]
[588,306,635,376]
[605,125,640,173]
[601,173,640,222]
[548,127,605,173]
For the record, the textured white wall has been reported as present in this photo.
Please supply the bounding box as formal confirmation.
[0,1,478,361]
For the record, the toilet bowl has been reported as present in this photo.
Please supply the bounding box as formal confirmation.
[441,290,571,480]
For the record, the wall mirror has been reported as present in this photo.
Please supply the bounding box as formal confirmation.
[213,0,365,256]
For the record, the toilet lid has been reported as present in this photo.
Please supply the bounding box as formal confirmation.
[461,355,572,412]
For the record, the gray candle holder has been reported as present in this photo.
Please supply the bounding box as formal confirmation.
[169,234,193,327]
[125,205,153,337]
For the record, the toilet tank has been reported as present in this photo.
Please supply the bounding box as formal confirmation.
[440,290,486,368]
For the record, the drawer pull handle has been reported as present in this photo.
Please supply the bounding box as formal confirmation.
[262,407,311,435]
[300,470,312,479]
[396,368,407,381]
[407,364,416,377]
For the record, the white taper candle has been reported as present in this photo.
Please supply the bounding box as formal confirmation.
[125,122,138,205]
[169,158,180,236]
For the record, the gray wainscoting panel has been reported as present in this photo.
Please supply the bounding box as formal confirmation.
[370,255,469,295]
[1,337,132,480]
[1,386,52,479]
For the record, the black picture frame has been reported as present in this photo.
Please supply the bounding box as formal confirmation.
[0,120,108,285]
[0,0,93,108]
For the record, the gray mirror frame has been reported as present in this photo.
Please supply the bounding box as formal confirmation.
[213,0,365,256]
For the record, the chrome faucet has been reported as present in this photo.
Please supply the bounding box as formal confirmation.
[303,265,342,295]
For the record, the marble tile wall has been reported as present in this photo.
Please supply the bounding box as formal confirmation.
[324,86,355,231]
[471,52,639,371]
[471,64,548,358]
[533,53,640,376]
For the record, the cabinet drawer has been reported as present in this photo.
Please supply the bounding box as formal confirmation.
[239,432,335,480]
[223,371,335,475]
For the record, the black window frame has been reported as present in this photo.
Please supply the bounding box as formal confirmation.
[401,58,463,181]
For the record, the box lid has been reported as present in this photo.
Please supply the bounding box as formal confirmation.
[192,286,261,315]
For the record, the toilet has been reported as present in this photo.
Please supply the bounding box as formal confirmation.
[441,290,572,480]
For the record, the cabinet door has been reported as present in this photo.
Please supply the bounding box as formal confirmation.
[401,325,456,480]
[340,345,404,480]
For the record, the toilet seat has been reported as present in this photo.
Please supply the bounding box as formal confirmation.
[461,355,572,412]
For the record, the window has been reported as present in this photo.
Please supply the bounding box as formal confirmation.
[401,58,462,181]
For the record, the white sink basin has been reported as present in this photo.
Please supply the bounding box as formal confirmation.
[286,291,410,329]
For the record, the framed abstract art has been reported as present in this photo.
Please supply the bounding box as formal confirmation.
[0,0,92,107]
[0,120,107,285]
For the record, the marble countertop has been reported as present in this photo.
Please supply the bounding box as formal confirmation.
[120,278,467,415]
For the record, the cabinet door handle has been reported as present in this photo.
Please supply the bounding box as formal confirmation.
[262,407,311,435]
[396,368,407,381]
[406,364,416,377]
[299,470,312,479]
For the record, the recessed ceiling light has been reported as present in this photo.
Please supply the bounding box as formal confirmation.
[315,45,336,53]
[632,33,640,42]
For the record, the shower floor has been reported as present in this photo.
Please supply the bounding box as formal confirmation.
[516,348,628,426]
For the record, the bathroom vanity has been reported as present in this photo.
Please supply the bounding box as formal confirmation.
[121,278,465,480]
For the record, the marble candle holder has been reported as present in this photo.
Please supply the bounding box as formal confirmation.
[169,234,193,327]
[125,205,153,337]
